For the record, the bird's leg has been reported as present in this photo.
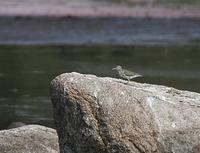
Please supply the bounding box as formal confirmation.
[127,77,130,84]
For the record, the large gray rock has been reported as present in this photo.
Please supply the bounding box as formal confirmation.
[50,72,200,153]
[0,125,59,153]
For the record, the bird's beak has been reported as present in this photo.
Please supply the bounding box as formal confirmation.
[112,68,116,70]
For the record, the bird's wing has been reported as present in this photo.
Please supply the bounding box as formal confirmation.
[123,69,136,76]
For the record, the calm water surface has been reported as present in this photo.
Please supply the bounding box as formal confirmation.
[0,45,200,129]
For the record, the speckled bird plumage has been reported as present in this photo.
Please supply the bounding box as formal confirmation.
[112,65,142,83]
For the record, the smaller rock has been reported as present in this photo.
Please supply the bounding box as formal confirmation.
[0,125,59,153]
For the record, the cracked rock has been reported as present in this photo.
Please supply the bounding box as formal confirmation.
[50,72,200,153]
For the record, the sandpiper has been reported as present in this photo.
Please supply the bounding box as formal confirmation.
[112,65,142,83]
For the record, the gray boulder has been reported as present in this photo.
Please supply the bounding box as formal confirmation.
[50,72,200,153]
[0,125,59,153]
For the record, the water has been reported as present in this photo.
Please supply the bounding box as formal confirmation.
[0,45,200,130]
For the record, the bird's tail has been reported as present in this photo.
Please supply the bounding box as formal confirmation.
[131,74,143,79]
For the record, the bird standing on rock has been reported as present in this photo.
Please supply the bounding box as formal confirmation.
[112,65,142,83]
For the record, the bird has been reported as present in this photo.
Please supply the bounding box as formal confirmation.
[112,65,142,83]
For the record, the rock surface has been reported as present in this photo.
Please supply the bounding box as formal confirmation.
[50,72,200,153]
[0,125,59,153]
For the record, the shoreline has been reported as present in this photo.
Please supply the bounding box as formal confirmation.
[1,5,200,18]
[0,2,200,45]
[1,0,200,18]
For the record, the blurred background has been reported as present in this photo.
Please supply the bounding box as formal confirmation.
[0,0,200,130]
